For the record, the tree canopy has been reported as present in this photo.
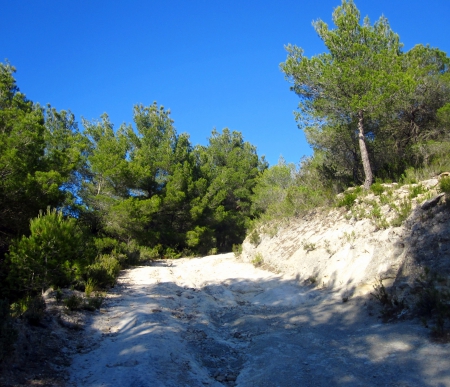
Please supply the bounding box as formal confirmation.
[281,0,450,188]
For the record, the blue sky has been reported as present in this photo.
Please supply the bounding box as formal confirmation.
[2,1,449,166]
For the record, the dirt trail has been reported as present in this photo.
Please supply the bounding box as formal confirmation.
[68,253,450,387]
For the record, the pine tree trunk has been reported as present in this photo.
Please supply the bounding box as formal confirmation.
[358,110,373,189]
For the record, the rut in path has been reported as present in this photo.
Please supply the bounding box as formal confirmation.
[68,254,450,387]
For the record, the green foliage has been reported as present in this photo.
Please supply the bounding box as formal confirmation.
[251,253,264,267]
[7,208,91,294]
[55,288,63,303]
[416,269,450,338]
[337,192,357,209]
[64,294,83,311]
[379,191,393,205]
[371,278,405,321]
[85,295,104,311]
[63,293,103,312]
[163,247,182,259]
[232,244,243,257]
[0,63,85,264]
[23,295,46,325]
[281,2,450,189]
[399,168,418,185]
[0,299,17,361]
[249,230,261,247]
[408,184,427,199]
[85,255,120,288]
[440,177,450,194]
[301,240,316,252]
[370,182,384,196]
[84,278,97,297]
[390,198,412,227]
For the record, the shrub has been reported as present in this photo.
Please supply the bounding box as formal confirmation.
[64,294,83,311]
[390,198,412,227]
[138,246,160,262]
[252,253,264,267]
[86,254,120,288]
[7,208,91,293]
[409,184,427,199]
[85,295,103,310]
[415,269,450,338]
[84,278,97,297]
[249,230,261,246]
[55,288,63,303]
[371,278,405,321]
[232,244,243,257]
[301,240,316,252]
[23,295,46,325]
[0,299,17,362]
[440,176,450,195]
[370,182,384,196]
[337,192,357,209]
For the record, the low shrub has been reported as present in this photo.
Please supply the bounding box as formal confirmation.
[64,293,103,311]
[86,254,121,288]
[370,182,384,196]
[440,176,450,195]
[64,294,83,311]
[84,279,97,297]
[371,278,405,321]
[390,198,412,227]
[415,268,450,339]
[232,244,243,257]
[23,295,46,325]
[249,230,261,247]
[409,184,427,199]
[301,240,316,252]
[337,192,357,209]
[83,296,103,312]
[252,253,264,267]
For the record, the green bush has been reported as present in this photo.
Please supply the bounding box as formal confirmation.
[7,208,91,293]
[137,245,160,262]
[251,253,264,267]
[440,176,450,194]
[64,294,83,311]
[416,269,450,338]
[390,198,412,227]
[84,279,97,297]
[337,192,357,209]
[409,184,427,199]
[86,254,121,288]
[232,244,243,257]
[249,230,261,246]
[371,278,405,321]
[370,182,384,196]
[23,295,46,325]
[0,299,17,362]
[85,295,103,310]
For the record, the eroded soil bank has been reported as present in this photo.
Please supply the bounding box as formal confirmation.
[67,253,450,387]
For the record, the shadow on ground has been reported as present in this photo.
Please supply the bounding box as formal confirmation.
[69,253,450,387]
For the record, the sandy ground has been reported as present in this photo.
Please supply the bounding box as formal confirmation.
[67,253,450,387]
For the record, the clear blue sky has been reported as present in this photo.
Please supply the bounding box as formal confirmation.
[2,1,449,166]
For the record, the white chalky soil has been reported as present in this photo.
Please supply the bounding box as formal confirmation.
[68,253,450,387]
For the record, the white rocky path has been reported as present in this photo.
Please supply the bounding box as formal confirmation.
[68,253,450,387]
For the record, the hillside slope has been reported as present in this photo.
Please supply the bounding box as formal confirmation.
[242,178,450,302]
